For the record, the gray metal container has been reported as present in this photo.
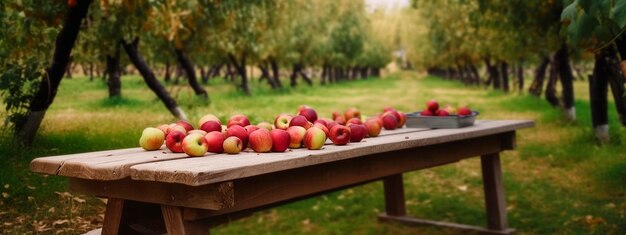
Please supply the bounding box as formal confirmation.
[405,111,479,129]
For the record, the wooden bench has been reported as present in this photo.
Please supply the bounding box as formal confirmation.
[31,120,533,234]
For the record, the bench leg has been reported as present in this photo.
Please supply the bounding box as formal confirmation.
[162,205,209,235]
[481,153,513,232]
[101,198,125,235]
[382,174,406,216]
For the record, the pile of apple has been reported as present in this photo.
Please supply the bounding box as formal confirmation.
[420,100,472,117]
[138,105,408,157]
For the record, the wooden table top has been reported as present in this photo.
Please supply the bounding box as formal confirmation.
[30,120,534,186]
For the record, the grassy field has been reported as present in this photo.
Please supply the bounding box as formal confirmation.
[1,72,625,234]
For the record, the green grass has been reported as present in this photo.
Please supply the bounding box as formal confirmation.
[0,73,625,234]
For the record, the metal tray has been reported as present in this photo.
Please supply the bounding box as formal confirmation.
[405,111,479,129]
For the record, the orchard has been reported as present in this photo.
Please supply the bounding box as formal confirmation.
[0,0,625,234]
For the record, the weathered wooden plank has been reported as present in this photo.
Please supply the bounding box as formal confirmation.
[132,120,532,186]
[29,128,429,180]
[69,178,234,210]
[30,147,146,176]
[183,132,514,220]
[378,214,516,235]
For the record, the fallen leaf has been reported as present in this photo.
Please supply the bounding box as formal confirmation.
[27,185,37,190]
[4,184,9,189]
[2,192,8,198]
[301,219,310,225]
[73,197,86,203]
[52,219,69,226]
[48,207,56,213]
[457,185,468,191]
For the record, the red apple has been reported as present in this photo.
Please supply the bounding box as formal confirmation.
[188,130,207,136]
[313,119,329,128]
[427,100,439,112]
[270,129,290,152]
[458,106,472,116]
[329,125,351,145]
[332,111,342,120]
[334,116,346,125]
[244,125,260,134]
[227,114,251,127]
[182,133,209,157]
[297,107,318,122]
[313,123,330,137]
[421,109,434,116]
[383,106,397,112]
[224,125,249,148]
[204,131,224,153]
[365,119,382,137]
[327,121,340,131]
[382,113,398,130]
[397,111,407,128]
[170,125,187,135]
[249,129,273,153]
[176,120,194,132]
[346,117,362,125]
[304,127,326,150]
[198,114,221,127]
[436,110,450,116]
[384,110,402,124]
[344,108,361,121]
[257,122,273,131]
[274,114,293,130]
[289,115,312,129]
[223,136,243,154]
[286,126,306,149]
[166,131,186,153]
[348,124,367,142]
[157,124,171,136]
[200,120,222,133]
[298,105,312,113]
[139,127,165,151]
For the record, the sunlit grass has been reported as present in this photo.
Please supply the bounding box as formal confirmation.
[0,72,624,234]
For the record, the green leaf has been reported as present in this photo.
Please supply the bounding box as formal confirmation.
[561,1,578,23]
[610,0,626,28]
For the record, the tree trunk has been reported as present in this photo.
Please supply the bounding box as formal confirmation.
[500,61,510,92]
[106,47,121,98]
[517,60,524,92]
[290,64,298,87]
[259,63,277,89]
[545,58,560,107]
[174,49,208,99]
[469,63,480,85]
[604,52,626,126]
[555,44,576,120]
[590,54,610,142]
[321,64,328,85]
[228,53,250,95]
[89,62,94,81]
[65,56,73,79]
[484,58,500,89]
[299,64,313,86]
[121,37,187,120]
[529,56,550,96]
[200,66,208,84]
[371,67,381,77]
[269,57,282,88]
[164,61,171,82]
[16,0,93,145]
[360,67,369,79]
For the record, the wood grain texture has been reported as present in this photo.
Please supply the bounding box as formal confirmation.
[70,178,234,210]
[132,120,532,186]
[30,120,533,185]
